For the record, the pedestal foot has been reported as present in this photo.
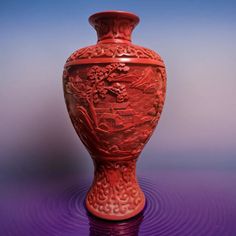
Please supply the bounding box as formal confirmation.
[86,159,145,221]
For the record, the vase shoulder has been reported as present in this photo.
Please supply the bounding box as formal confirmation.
[65,43,165,67]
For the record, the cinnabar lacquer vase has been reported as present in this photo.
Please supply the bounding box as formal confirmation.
[63,11,167,221]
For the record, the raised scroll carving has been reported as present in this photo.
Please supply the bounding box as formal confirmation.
[86,159,144,216]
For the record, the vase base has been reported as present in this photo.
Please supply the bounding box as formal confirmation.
[86,194,146,221]
[85,159,146,221]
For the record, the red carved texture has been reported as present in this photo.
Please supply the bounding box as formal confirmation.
[63,11,166,220]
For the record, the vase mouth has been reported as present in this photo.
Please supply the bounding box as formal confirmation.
[89,11,140,43]
[89,10,140,27]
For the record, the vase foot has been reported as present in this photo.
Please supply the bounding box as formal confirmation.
[85,159,145,221]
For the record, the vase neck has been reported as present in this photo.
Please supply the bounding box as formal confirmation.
[89,11,139,44]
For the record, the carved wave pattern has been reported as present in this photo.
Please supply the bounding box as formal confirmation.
[66,43,163,63]
[86,159,144,216]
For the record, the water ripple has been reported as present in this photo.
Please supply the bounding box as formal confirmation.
[1,175,236,236]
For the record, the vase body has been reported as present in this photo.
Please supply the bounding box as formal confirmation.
[63,11,166,220]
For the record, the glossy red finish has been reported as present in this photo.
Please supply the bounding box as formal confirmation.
[63,11,167,220]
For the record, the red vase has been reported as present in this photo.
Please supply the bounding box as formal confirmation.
[63,11,167,221]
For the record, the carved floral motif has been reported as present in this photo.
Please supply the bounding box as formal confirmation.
[93,18,136,42]
[66,43,163,63]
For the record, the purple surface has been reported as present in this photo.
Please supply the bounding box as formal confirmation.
[1,170,236,236]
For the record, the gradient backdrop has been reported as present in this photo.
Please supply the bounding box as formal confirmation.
[1,0,236,235]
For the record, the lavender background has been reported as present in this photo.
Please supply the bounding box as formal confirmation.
[1,0,236,235]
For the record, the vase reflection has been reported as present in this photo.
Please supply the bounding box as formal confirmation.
[88,211,144,236]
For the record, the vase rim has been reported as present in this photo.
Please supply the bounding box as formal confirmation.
[89,10,140,26]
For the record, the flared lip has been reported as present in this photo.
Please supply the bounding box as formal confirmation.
[89,10,140,26]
